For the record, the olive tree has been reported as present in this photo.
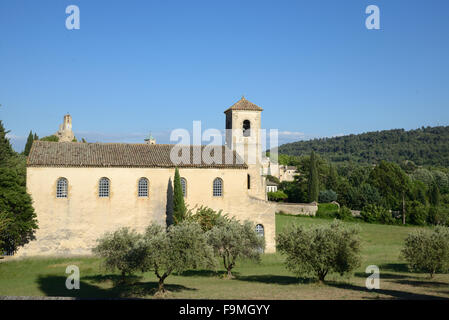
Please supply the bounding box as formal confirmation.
[206,219,265,279]
[276,220,361,282]
[92,227,143,280]
[402,226,449,278]
[140,221,214,293]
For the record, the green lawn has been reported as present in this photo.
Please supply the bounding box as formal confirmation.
[1,214,448,300]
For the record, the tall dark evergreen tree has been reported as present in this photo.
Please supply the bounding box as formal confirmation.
[308,151,319,202]
[428,182,440,207]
[23,131,34,156]
[0,118,38,253]
[166,178,174,228]
[0,167,38,254]
[327,164,338,191]
[0,120,14,165]
[173,168,186,224]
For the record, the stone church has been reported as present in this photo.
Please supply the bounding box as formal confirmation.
[18,97,288,256]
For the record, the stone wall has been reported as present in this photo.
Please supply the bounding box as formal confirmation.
[274,202,318,216]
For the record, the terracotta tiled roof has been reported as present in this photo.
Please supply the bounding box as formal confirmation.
[224,97,263,113]
[27,141,247,169]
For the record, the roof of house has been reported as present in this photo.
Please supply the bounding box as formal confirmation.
[27,141,248,169]
[224,97,263,113]
[266,180,278,186]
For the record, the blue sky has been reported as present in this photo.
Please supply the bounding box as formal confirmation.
[1,0,448,152]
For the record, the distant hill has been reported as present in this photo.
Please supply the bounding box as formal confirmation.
[278,126,449,167]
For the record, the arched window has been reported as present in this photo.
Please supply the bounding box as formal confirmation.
[99,177,110,198]
[56,177,68,198]
[138,178,149,197]
[255,224,264,237]
[181,178,187,197]
[247,174,251,190]
[255,224,265,253]
[213,178,223,197]
[243,120,251,137]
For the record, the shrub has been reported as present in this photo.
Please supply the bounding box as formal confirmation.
[267,190,288,202]
[266,175,280,185]
[207,219,265,278]
[185,206,229,232]
[360,204,395,224]
[276,220,361,282]
[319,190,337,203]
[407,201,428,226]
[335,206,353,220]
[92,227,143,279]
[40,135,59,142]
[402,226,449,278]
[315,203,339,219]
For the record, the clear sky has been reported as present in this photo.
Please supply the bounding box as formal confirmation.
[1,0,448,152]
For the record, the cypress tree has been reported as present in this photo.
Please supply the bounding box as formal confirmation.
[308,151,319,202]
[0,120,14,165]
[24,131,34,156]
[166,178,174,228]
[429,182,440,207]
[173,167,187,224]
[327,164,338,191]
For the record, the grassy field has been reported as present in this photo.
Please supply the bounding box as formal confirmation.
[1,214,448,300]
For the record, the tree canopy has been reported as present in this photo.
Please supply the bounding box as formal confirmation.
[278,126,449,166]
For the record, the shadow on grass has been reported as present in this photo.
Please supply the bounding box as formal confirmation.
[354,272,411,280]
[36,275,196,299]
[177,270,221,277]
[83,274,143,286]
[235,274,311,285]
[394,279,449,288]
[378,263,409,273]
[327,281,449,300]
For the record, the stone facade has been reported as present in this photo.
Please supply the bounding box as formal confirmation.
[18,97,282,257]
[262,162,299,183]
[20,166,276,256]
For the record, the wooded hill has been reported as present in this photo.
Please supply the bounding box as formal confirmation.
[278,126,449,167]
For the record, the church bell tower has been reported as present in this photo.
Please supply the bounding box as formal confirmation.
[224,97,266,199]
